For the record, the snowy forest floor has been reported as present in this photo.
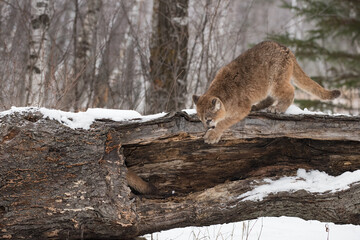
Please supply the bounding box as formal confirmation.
[143,216,360,240]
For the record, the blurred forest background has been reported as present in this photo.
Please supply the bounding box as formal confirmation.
[0,0,359,114]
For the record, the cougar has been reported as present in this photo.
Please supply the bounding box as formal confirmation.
[193,41,340,144]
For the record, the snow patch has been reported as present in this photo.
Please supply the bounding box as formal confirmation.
[285,105,325,115]
[285,104,350,116]
[238,169,360,201]
[182,108,197,115]
[0,106,167,130]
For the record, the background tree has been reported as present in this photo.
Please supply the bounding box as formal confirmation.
[269,0,360,114]
[148,0,189,114]
[72,0,102,111]
[27,0,51,106]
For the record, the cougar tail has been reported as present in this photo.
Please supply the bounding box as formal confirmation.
[126,169,157,195]
[292,57,340,100]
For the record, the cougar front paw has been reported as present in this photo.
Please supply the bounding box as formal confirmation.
[204,129,222,144]
[267,106,282,114]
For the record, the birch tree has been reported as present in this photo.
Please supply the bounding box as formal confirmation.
[27,0,51,106]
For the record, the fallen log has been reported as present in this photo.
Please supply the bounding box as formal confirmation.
[0,109,359,239]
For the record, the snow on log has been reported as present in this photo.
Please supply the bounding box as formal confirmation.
[0,107,360,239]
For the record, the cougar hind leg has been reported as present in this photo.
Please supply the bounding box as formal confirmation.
[268,66,295,113]
[268,83,294,113]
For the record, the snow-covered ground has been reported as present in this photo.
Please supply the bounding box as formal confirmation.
[143,216,360,240]
[1,105,359,239]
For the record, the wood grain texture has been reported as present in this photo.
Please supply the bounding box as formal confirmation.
[1,110,360,239]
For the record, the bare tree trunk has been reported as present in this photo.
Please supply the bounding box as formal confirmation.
[65,0,101,111]
[120,0,152,112]
[90,2,124,109]
[26,0,51,106]
[1,110,360,239]
[148,0,189,114]
[0,1,30,108]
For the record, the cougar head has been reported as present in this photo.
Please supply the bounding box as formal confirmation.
[193,94,226,129]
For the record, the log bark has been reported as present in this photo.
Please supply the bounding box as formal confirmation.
[1,110,360,239]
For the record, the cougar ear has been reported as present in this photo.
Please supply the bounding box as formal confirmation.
[192,95,200,105]
[212,97,222,111]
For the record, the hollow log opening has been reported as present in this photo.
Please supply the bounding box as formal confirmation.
[123,137,360,196]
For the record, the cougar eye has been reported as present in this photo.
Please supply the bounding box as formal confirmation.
[206,119,212,125]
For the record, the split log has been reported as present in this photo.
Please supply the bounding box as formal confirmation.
[1,110,360,239]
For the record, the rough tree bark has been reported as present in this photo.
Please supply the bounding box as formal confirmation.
[1,110,360,239]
